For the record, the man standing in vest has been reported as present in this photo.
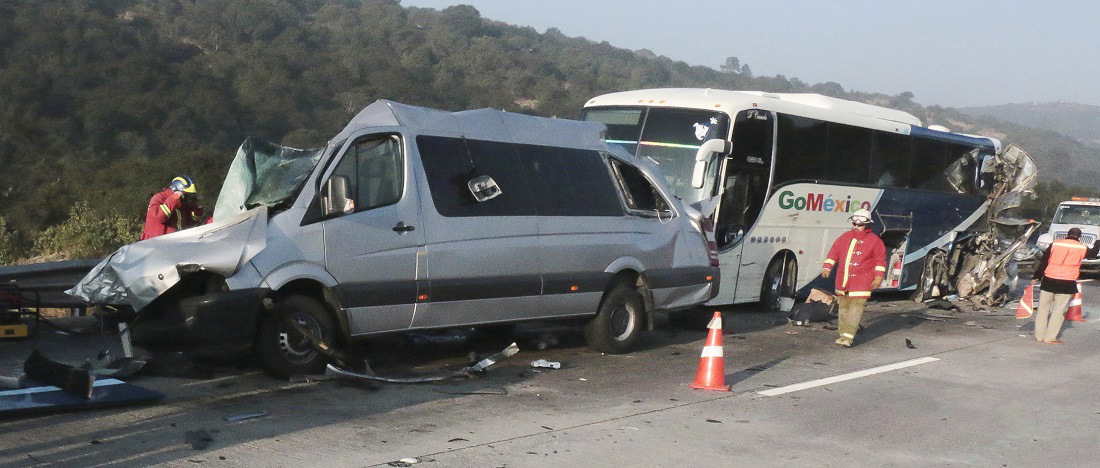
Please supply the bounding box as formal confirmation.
[141,175,207,240]
[821,209,886,347]
[1031,227,1087,344]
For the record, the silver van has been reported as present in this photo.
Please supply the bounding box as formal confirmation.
[71,101,719,377]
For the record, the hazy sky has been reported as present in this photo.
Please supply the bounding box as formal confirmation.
[400,0,1099,108]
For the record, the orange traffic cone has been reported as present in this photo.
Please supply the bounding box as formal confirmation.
[1065,283,1085,322]
[1016,283,1035,319]
[690,311,730,392]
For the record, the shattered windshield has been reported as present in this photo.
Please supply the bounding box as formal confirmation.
[212,137,326,221]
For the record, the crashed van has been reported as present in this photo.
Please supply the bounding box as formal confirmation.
[70,101,719,377]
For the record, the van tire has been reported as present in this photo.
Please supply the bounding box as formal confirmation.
[761,254,797,311]
[585,284,644,354]
[256,295,337,379]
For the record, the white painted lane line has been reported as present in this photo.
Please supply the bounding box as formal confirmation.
[756,356,940,396]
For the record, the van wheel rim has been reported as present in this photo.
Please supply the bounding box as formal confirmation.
[278,315,320,364]
[610,303,636,341]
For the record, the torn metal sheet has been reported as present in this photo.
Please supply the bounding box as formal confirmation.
[927,144,1040,306]
[325,342,520,384]
[66,207,268,310]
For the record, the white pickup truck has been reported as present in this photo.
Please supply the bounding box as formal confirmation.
[1037,197,1100,272]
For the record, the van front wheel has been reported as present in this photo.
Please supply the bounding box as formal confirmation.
[256,295,337,379]
[585,285,644,354]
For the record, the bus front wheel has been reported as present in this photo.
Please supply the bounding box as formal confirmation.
[761,254,797,311]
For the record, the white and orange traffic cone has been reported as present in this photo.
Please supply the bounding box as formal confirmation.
[1016,283,1035,319]
[1065,283,1085,322]
[690,311,730,392]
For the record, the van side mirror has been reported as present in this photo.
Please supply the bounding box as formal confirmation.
[691,139,732,189]
[321,176,354,216]
[468,175,502,202]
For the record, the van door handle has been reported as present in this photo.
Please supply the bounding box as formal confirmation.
[392,222,415,233]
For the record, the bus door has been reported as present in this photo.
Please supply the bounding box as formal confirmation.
[711,109,776,302]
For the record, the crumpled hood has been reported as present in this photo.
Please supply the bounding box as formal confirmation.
[67,207,269,310]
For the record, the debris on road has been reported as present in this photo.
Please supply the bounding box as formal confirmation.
[927,299,959,311]
[905,339,917,349]
[326,342,520,385]
[224,411,269,422]
[388,457,422,467]
[788,288,836,326]
[903,314,945,322]
[185,430,214,450]
[531,359,561,369]
[24,349,94,398]
[963,321,979,327]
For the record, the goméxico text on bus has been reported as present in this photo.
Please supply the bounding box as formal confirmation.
[776,191,872,213]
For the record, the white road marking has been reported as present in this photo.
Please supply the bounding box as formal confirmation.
[756,357,940,396]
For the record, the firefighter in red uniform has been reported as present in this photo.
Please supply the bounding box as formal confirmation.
[141,176,206,240]
[820,209,887,347]
[1031,227,1087,344]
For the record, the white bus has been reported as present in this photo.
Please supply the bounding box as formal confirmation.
[582,88,1001,308]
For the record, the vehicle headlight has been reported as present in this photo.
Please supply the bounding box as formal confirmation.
[1036,233,1053,250]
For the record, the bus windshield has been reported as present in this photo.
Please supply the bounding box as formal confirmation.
[584,107,729,203]
[1054,205,1100,226]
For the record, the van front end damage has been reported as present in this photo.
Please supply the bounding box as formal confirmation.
[67,207,272,354]
[129,272,270,354]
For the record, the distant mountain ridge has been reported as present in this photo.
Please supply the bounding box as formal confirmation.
[960,102,1100,147]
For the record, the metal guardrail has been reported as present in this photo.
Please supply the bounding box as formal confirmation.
[0,259,102,308]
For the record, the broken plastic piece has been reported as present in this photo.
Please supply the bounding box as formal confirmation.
[24,350,94,399]
[530,359,561,369]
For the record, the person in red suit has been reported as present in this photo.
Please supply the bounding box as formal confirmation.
[141,176,207,240]
[820,208,886,347]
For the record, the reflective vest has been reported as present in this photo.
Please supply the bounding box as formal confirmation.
[1044,239,1087,281]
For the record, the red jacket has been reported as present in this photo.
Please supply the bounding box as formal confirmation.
[822,228,887,298]
[141,189,206,240]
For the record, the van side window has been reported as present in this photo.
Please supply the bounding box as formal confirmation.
[329,135,403,214]
[417,135,535,217]
[609,158,671,215]
[517,144,624,217]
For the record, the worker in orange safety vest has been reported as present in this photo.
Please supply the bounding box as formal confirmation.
[1031,227,1087,344]
[140,175,207,240]
[821,208,886,347]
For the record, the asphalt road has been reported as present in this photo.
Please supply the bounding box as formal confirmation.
[2,282,1098,467]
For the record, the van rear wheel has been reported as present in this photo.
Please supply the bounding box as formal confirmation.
[584,284,644,354]
[256,295,337,379]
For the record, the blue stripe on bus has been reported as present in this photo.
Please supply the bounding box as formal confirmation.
[908,126,997,151]
[872,189,987,289]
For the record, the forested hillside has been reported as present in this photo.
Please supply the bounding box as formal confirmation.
[960,102,1100,147]
[1,0,1097,261]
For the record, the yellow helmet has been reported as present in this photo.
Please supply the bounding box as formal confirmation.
[170,176,198,194]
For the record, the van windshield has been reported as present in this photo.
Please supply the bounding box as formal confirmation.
[212,137,327,221]
[1053,205,1100,226]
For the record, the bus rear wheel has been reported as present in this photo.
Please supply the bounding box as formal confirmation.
[761,254,797,311]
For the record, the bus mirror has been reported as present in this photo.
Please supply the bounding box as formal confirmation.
[691,139,732,188]
[691,161,708,189]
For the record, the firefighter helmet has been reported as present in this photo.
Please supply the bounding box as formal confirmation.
[849,208,873,225]
[169,175,198,194]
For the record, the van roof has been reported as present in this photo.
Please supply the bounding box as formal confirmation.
[331,100,611,152]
